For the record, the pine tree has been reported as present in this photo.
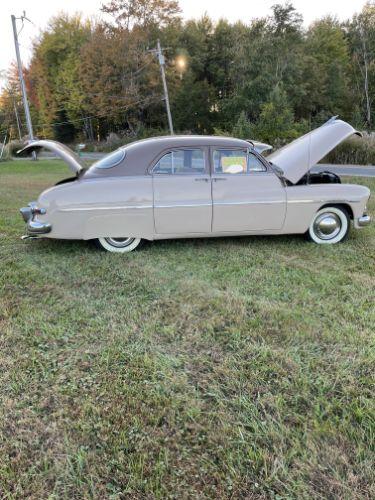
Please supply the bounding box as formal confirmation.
[232,111,253,139]
[255,86,300,144]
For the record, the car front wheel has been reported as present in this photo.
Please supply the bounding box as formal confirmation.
[308,206,349,244]
[96,237,142,253]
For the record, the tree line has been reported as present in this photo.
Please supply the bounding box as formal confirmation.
[0,1,374,147]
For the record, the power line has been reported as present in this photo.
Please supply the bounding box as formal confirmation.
[0,94,164,137]
[50,91,156,113]
[25,58,154,102]
[31,94,164,130]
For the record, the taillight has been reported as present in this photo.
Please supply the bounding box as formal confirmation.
[32,207,46,215]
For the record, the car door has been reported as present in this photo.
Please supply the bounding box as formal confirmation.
[152,147,212,234]
[211,148,286,232]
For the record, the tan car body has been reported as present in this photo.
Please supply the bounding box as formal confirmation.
[19,119,371,243]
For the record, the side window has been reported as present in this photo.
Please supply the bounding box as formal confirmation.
[93,149,125,169]
[213,149,266,174]
[248,152,266,172]
[214,149,247,174]
[153,149,205,174]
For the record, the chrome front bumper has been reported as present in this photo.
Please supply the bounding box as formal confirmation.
[358,214,371,227]
[20,202,51,235]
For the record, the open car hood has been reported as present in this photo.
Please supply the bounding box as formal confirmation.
[17,140,85,175]
[267,118,361,184]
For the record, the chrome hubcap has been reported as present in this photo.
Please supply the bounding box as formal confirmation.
[313,213,341,240]
[105,237,134,248]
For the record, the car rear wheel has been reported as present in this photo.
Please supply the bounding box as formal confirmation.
[308,206,349,244]
[96,237,142,253]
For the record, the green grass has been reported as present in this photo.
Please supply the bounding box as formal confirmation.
[1,159,374,499]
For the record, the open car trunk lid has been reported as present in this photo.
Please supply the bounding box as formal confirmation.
[267,118,361,184]
[18,140,85,175]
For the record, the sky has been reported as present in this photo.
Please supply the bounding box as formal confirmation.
[0,0,369,83]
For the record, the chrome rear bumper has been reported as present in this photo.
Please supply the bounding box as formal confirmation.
[20,202,51,235]
[27,219,51,234]
[20,206,32,222]
[358,215,371,227]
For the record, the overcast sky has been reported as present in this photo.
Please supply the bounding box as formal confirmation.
[0,0,368,80]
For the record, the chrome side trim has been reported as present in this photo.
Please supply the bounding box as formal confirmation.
[62,200,286,212]
[287,199,316,204]
[59,205,152,212]
[156,200,284,208]
[214,200,284,206]
[287,199,360,204]
[156,203,212,208]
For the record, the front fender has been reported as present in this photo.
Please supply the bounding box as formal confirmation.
[284,184,370,233]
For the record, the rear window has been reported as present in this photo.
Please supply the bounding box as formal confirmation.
[93,149,125,169]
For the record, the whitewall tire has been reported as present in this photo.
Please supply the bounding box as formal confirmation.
[97,237,142,253]
[308,207,349,244]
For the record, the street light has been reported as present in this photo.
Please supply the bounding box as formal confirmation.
[176,55,187,79]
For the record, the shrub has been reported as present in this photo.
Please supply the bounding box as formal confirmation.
[1,139,26,160]
[77,127,170,153]
[323,133,375,165]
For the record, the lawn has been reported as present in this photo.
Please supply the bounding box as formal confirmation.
[0,160,374,499]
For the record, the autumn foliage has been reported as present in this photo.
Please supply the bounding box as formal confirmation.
[1,1,374,145]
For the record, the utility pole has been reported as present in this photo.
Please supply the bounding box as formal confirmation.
[0,132,8,161]
[155,40,174,135]
[11,13,36,155]
[11,93,22,140]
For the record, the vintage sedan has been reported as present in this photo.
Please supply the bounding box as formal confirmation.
[19,118,371,252]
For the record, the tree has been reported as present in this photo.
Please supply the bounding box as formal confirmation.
[173,74,215,133]
[0,65,25,141]
[270,2,303,34]
[231,111,253,139]
[168,15,217,133]
[0,2,367,144]
[254,86,302,144]
[346,2,375,127]
[101,0,181,29]
[79,22,165,139]
[26,14,91,140]
[217,3,306,131]
[303,17,352,120]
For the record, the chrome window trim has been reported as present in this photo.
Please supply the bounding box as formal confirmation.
[92,149,126,170]
[211,147,269,175]
[151,147,208,175]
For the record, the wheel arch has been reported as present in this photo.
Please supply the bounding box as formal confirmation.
[318,202,353,220]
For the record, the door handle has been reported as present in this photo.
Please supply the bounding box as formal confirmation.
[213,177,227,181]
[195,178,209,182]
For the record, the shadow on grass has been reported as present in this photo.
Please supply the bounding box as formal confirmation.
[22,233,306,256]
[23,237,96,255]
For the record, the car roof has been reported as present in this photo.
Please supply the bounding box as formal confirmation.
[85,135,252,178]
[122,135,251,151]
